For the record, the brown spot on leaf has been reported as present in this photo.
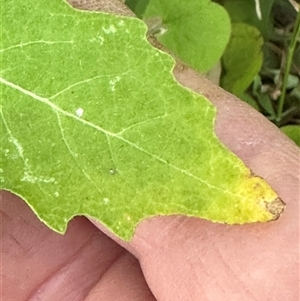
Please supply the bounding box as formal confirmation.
[265,197,286,221]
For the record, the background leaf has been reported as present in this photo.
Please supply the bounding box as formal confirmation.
[141,0,231,73]
[0,0,284,240]
[223,0,275,39]
[221,23,264,96]
[280,125,300,146]
[125,0,150,18]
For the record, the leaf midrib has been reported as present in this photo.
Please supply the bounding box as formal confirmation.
[0,76,233,194]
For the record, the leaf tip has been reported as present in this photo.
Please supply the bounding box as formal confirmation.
[264,197,286,221]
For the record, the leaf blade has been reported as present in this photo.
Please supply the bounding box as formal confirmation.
[0,0,284,240]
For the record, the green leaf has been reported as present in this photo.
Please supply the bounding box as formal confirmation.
[125,0,150,18]
[252,76,276,117]
[1,0,284,241]
[141,0,231,73]
[221,23,264,96]
[280,125,300,146]
[256,94,276,117]
[223,0,275,39]
[240,93,260,111]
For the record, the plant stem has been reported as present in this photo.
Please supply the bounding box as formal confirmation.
[276,9,300,124]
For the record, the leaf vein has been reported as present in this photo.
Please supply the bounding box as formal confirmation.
[0,76,229,192]
[1,108,54,194]
[55,111,103,194]
[0,40,74,53]
[49,71,129,100]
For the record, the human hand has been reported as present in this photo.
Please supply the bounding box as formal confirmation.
[1,1,299,300]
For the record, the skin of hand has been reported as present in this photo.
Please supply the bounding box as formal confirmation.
[1,1,299,300]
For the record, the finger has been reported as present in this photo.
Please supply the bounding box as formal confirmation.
[1,191,156,301]
[84,252,156,301]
